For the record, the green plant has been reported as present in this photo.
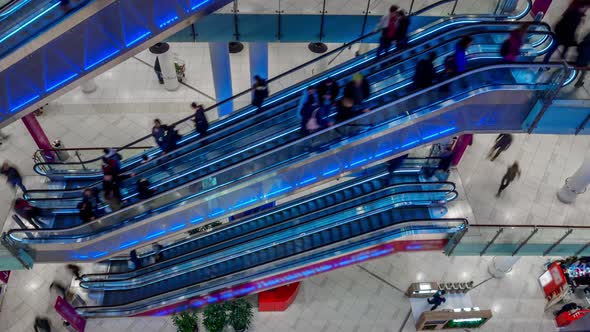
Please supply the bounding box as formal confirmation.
[203,303,227,332]
[227,299,253,332]
[172,310,199,332]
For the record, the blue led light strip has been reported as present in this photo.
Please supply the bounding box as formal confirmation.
[85,49,120,70]
[0,2,61,44]
[46,73,78,92]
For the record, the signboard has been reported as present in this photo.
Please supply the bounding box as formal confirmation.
[540,262,567,300]
[54,296,86,332]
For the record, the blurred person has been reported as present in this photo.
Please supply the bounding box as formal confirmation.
[317,77,340,104]
[496,161,521,197]
[66,264,82,280]
[141,154,151,164]
[500,23,530,62]
[252,75,269,113]
[488,133,513,161]
[129,249,141,270]
[343,73,371,106]
[34,316,52,332]
[152,119,170,152]
[297,86,319,121]
[191,102,209,139]
[300,90,325,135]
[544,2,588,62]
[137,178,155,200]
[394,10,411,49]
[413,52,437,89]
[1,162,26,193]
[152,242,164,263]
[77,201,94,223]
[14,198,40,222]
[575,31,590,87]
[164,124,181,153]
[454,36,473,74]
[102,174,123,211]
[82,188,101,214]
[427,290,446,311]
[375,5,400,57]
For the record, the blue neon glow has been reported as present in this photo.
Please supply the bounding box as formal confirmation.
[235,198,259,209]
[158,16,178,28]
[191,0,210,11]
[146,230,166,240]
[85,49,120,70]
[322,168,340,176]
[300,177,317,185]
[120,240,139,249]
[0,0,31,18]
[422,132,440,140]
[266,186,293,198]
[438,127,456,135]
[190,217,204,224]
[46,73,78,92]
[10,94,40,112]
[170,224,186,231]
[209,209,225,217]
[126,31,151,47]
[375,149,393,158]
[0,2,60,44]
[401,139,419,148]
[350,158,368,167]
[93,251,108,258]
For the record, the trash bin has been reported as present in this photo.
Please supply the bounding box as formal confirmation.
[52,140,70,161]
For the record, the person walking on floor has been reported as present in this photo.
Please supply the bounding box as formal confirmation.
[544,2,588,62]
[497,161,521,197]
[575,31,590,88]
[375,5,400,57]
[1,162,26,193]
[427,290,446,311]
[252,75,269,113]
[488,133,513,161]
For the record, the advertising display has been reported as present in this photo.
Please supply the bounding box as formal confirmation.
[54,296,86,332]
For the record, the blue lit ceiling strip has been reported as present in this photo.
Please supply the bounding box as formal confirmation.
[0,1,60,44]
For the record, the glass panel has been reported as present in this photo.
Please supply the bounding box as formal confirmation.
[450,226,502,255]
[551,228,589,256]
[325,0,368,15]
[485,227,535,255]
[238,0,278,14]
[518,227,571,256]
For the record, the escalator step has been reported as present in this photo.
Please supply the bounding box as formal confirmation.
[350,221,361,236]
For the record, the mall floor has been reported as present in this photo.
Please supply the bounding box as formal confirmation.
[0,2,589,331]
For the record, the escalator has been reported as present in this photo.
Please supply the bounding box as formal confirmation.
[31,0,533,182]
[95,160,443,275]
[75,178,459,316]
[0,0,234,120]
[3,23,560,262]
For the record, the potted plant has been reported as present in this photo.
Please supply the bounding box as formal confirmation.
[203,303,227,332]
[172,310,199,332]
[227,299,254,332]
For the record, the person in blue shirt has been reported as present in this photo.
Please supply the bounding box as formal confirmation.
[454,36,473,74]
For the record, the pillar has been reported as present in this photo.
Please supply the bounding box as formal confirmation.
[149,42,179,91]
[81,78,97,93]
[22,113,55,161]
[249,42,268,80]
[557,156,590,204]
[209,41,234,117]
[488,256,520,278]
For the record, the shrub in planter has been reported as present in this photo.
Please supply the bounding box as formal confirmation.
[227,299,254,332]
[203,303,227,332]
[172,310,199,332]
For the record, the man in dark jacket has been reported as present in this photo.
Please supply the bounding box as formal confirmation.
[488,133,513,161]
[413,52,437,89]
[343,73,371,106]
[191,102,209,138]
[394,10,411,49]
[544,3,588,62]
[252,75,269,113]
[1,162,26,193]
[317,78,340,104]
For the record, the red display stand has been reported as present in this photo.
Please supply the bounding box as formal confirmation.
[258,282,300,312]
[556,309,590,327]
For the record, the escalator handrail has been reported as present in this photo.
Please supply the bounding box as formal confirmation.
[32,0,532,173]
[79,189,459,291]
[80,181,457,282]
[75,218,468,313]
[8,49,564,242]
[23,21,552,201]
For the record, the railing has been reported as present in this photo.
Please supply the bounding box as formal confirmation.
[4,61,570,262]
[31,0,532,178]
[446,224,590,257]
